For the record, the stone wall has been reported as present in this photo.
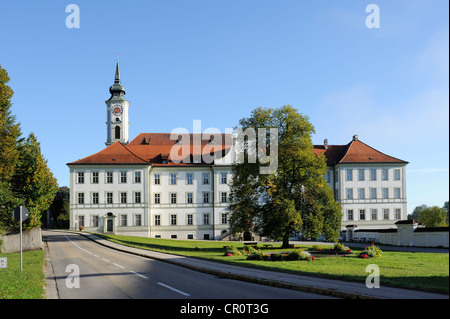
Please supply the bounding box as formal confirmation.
[0,228,43,253]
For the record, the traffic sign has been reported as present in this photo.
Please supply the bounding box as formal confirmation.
[13,205,29,221]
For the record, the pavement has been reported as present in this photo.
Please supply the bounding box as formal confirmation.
[55,231,449,300]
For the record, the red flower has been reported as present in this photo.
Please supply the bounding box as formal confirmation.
[360,253,368,259]
[347,249,352,252]
[311,256,316,261]
[226,253,233,256]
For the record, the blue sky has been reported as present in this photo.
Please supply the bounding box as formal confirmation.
[0,0,448,214]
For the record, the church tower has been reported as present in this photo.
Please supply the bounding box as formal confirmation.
[105,60,130,146]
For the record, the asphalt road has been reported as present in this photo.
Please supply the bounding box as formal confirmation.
[43,230,334,299]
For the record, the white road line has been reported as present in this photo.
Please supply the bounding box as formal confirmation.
[93,254,100,258]
[113,263,125,269]
[64,234,91,254]
[131,271,148,279]
[102,258,111,262]
[157,282,190,296]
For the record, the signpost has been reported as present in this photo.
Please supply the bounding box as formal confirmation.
[13,205,29,271]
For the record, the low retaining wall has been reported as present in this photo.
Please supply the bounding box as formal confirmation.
[0,228,43,253]
[345,221,449,248]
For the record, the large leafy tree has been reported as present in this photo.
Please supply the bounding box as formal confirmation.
[228,105,342,247]
[0,65,58,230]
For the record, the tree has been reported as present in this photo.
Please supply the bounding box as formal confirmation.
[0,65,22,228]
[419,206,448,228]
[228,105,342,247]
[11,133,58,229]
[408,204,428,221]
[0,65,58,230]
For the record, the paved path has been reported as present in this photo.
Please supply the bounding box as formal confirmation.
[63,231,448,299]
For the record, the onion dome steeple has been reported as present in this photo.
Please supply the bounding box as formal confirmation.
[106,58,127,102]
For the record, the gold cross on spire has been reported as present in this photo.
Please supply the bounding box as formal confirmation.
[116,53,120,63]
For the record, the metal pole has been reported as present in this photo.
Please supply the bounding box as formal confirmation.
[20,205,23,271]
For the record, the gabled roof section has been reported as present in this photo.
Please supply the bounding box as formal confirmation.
[314,136,408,166]
[67,141,148,165]
[339,139,408,164]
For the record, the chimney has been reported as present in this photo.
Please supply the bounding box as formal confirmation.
[324,139,328,150]
[353,134,359,141]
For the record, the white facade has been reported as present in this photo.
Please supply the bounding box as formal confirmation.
[326,164,407,230]
[69,165,232,240]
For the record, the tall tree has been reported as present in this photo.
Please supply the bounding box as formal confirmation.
[0,65,22,227]
[228,105,342,247]
[12,133,58,229]
[0,65,58,230]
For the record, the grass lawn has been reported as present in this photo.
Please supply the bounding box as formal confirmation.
[96,233,449,293]
[0,250,46,299]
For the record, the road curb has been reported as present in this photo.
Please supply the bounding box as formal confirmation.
[76,231,380,299]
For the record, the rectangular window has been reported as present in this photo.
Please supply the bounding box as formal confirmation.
[358,169,365,181]
[324,171,331,183]
[221,213,228,224]
[92,192,99,204]
[187,214,193,225]
[360,209,366,220]
[382,188,389,199]
[120,192,127,204]
[346,188,353,200]
[92,215,99,227]
[394,169,401,181]
[134,171,141,183]
[203,214,210,225]
[221,192,227,203]
[203,192,210,203]
[170,214,177,226]
[170,193,177,204]
[78,193,84,204]
[106,192,113,204]
[346,169,353,181]
[186,173,193,185]
[170,173,177,185]
[383,208,390,220]
[78,216,84,227]
[186,193,193,204]
[394,188,401,199]
[347,209,353,221]
[220,172,227,184]
[77,172,84,184]
[370,188,377,199]
[134,192,141,203]
[120,172,127,183]
[154,215,160,226]
[154,174,160,185]
[395,208,402,219]
[135,214,142,226]
[203,173,210,184]
[370,169,377,181]
[92,172,99,184]
[382,169,389,180]
[371,209,378,220]
[358,188,365,200]
[120,215,127,226]
[187,234,193,239]
[106,172,113,183]
[154,193,160,204]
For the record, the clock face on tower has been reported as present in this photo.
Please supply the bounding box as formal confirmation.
[112,105,123,116]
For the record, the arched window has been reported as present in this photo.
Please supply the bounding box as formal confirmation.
[115,126,121,139]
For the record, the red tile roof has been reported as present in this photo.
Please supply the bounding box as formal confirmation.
[313,139,408,166]
[67,133,232,166]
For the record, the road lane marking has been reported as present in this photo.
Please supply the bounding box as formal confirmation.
[157,282,190,296]
[102,258,111,262]
[113,263,125,269]
[131,271,148,279]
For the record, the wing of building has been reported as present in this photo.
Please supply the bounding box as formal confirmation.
[67,63,408,240]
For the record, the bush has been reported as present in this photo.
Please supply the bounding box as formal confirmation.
[287,250,302,261]
[270,253,283,261]
[333,243,350,252]
[358,249,377,258]
[246,251,264,260]
[224,246,242,256]
[299,251,314,261]
[365,243,382,257]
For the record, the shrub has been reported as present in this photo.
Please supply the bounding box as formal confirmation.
[79,225,84,231]
[246,251,264,260]
[358,249,377,258]
[287,250,302,261]
[333,243,350,252]
[299,251,314,261]
[224,246,242,256]
[365,243,382,257]
[270,253,283,261]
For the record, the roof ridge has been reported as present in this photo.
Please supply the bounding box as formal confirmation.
[118,142,149,163]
